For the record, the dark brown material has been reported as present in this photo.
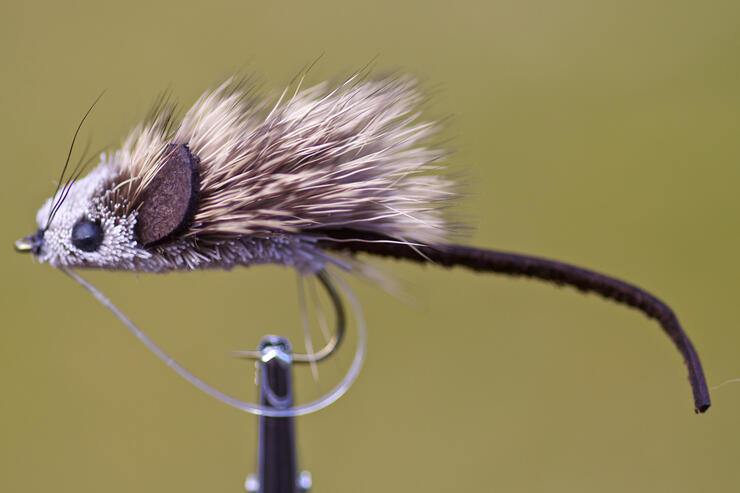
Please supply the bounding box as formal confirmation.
[316,229,711,413]
[135,144,200,246]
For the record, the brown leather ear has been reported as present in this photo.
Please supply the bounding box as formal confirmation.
[135,143,200,246]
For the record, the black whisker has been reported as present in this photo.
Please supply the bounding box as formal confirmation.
[45,91,106,230]
[46,144,109,227]
[49,166,87,221]
[48,156,87,227]
[48,135,92,214]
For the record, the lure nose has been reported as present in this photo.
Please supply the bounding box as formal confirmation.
[14,238,33,252]
[14,230,44,254]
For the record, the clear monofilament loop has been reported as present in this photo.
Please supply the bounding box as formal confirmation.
[62,266,366,417]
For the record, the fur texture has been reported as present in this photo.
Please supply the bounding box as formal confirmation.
[34,74,454,273]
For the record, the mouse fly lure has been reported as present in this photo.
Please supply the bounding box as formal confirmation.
[15,73,711,414]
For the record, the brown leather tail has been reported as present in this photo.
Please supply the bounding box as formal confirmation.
[316,231,711,413]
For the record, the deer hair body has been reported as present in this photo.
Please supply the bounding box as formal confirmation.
[15,72,711,414]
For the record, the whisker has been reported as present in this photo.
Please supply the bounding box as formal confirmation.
[47,145,108,226]
[45,91,105,230]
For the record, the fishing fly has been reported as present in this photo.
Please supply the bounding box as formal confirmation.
[14,72,711,415]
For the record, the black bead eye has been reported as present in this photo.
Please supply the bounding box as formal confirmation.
[71,220,104,252]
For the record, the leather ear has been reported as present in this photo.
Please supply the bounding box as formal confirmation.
[135,143,200,246]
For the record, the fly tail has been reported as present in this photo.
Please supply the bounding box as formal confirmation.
[317,230,711,413]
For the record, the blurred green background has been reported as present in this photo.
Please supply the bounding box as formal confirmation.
[2,1,739,491]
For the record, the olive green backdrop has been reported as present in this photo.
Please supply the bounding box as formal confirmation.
[2,1,739,492]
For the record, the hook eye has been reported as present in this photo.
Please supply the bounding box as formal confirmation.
[14,229,44,254]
